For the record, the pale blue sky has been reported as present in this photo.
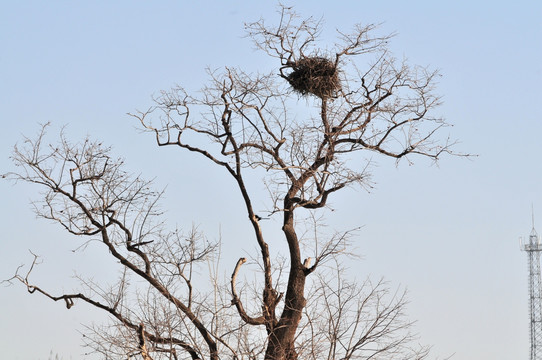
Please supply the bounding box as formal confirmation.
[1,1,541,359]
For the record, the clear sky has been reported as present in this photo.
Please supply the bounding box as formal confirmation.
[1,1,541,359]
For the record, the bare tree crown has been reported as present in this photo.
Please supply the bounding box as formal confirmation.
[135,6,451,216]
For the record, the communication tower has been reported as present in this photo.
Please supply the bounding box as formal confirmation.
[522,219,542,360]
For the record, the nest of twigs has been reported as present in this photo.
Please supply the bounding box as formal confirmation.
[285,56,341,98]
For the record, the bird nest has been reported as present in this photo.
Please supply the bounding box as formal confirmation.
[285,56,341,98]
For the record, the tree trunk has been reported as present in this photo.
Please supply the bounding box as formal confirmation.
[264,210,306,360]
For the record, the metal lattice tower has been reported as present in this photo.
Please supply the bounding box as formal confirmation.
[522,223,542,360]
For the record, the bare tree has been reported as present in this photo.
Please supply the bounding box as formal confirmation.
[4,5,457,360]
